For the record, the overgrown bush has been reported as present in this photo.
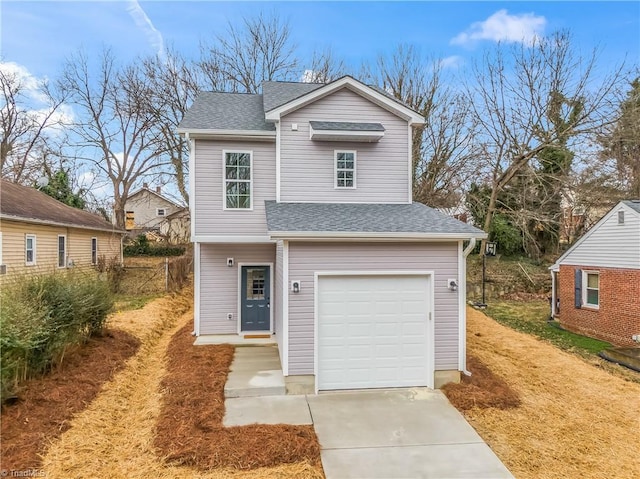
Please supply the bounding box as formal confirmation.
[0,271,114,402]
[123,234,185,257]
[96,254,126,292]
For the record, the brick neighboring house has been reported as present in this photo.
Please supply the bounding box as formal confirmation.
[549,200,640,346]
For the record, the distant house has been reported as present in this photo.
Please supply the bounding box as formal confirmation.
[0,179,125,277]
[123,184,188,241]
[549,200,640,346]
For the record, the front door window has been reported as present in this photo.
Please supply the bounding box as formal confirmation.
[241,266,270,331]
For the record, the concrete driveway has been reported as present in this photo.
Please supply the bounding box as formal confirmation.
[306,388,513,479]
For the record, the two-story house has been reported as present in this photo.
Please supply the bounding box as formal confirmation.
[178,76,486,393]
[123,184,187,237]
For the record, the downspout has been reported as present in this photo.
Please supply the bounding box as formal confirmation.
[461,238,476,377]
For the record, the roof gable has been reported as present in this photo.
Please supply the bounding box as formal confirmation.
[0,179,123,233]
[127,187,183,209]
[552,200,640,270]
[264,76,425,125]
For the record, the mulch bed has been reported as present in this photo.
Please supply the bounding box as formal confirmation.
[1,329,141,470]
[154,323,322,470]
[441,354,521,410]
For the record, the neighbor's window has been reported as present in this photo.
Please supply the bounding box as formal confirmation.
[25,234,36,266]
[583,271,599,308]
[58,235,66,268]
[224,151,252,209]
[91,237,98,265]
[618,210,625,224]
[157,208,167,217]
[335,151,356,188]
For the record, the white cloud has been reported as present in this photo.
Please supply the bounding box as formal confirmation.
[451,9,546,46]
[126,0,166,60]
[439,55,463,69]
[0,61,48,103]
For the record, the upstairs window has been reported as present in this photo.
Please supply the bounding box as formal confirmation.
[25,234,36,266]
[224,151,252,209]
[335,151,356,188]
[618,210,624,224]
[157,208,167,217]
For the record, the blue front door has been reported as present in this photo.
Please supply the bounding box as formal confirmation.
[241,266,270,331]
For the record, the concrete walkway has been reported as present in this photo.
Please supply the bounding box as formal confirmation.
[222,346,513,478]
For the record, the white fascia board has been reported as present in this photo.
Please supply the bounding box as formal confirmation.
[552,201,638,267]
[265,76,425,125]
[177,128,276,141]
[192,235,275,244]
[187,133,196,240]
[268,231,488,241]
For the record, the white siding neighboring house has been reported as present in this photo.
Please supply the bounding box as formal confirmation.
[549,200,640,346]
[178,76,487,393]
[123,184,189,243]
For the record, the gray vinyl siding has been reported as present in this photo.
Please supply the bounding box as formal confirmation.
[560,206,640,269]
[194,140,275,236]
[275,241,284,362]
[287,242,459,375]
[280,88,410,203]
[199,243,276,334]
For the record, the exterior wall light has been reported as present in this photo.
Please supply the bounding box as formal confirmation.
[291,280,301,293]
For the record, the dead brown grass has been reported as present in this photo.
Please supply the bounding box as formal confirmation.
[462,306,640,479]
[154,323,322,471]
[41,288,323,479]
[0,329,140,470]
[441,354,521,410]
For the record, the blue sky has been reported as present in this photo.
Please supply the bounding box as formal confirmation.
[2,1,639,82]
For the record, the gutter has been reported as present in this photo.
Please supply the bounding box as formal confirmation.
[461,237,477,377]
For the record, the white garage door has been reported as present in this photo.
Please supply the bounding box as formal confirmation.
[317,274,432,391]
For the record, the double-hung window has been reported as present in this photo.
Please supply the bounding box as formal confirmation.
[224,151,252,209]
[157,208,167,217]
[25,234,36,266]
[335,151,356,188]
[58,235,66,268]
[583,271,599,308]
[91,237,98,265]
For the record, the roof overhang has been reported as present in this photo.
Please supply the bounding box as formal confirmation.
[177,128,276,142]
[309,122,384,142]
[264,76,425,125]
[268,231,488,241]
[0,214,126,235]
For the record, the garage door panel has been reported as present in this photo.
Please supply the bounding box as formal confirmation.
[318,275,432,391]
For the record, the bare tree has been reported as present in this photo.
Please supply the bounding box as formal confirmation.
[1,63,68,183]
[302,48,348,83]
[60,49,169,228]
[199,12,298,93]
[138,47,200,204]
[464,31,624,253]
[366,44,480,207]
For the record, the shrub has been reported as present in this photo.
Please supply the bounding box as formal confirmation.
[0,271,114,402]
[123,234,185,257]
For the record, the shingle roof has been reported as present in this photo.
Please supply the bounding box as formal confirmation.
[265,201,486,237]
[0,179,124,233]
[623,200,640,214]
[309,121,385,131]
[178,92,274,131]
[262,81,324,112]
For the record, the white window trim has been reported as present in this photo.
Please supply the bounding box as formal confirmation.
[91,237,98,265]
[222,150,254,211]
[582,270,600,309]
[334,150,357,189]
[25,234,36,266]
[58,235,67,269]
[156,208,167,217]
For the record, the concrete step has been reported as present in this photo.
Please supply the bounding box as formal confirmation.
[224,369,286,398]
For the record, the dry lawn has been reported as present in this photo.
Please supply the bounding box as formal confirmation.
[463,306,640,479]
[41,288,322,479]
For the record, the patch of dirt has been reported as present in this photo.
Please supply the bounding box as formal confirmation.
[460,306,640,479]
[441,355,521,410]
[0,329,140,470]
[154,323,322,471]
